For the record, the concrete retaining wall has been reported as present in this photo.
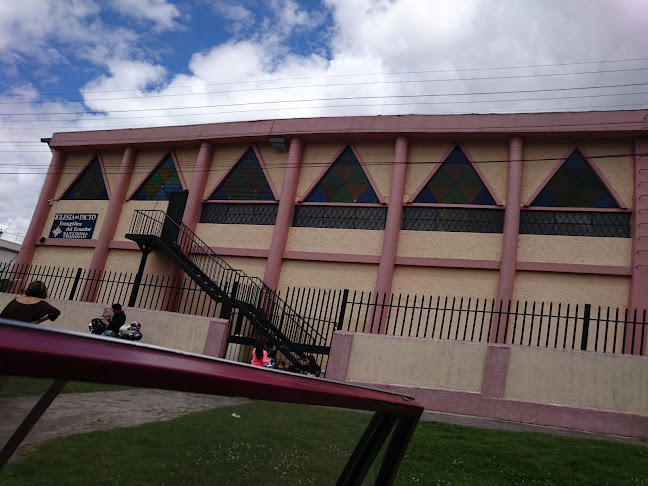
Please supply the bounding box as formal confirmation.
[327,331,648,439]
[0,293,229,358]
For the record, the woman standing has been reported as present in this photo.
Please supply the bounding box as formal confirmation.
[0,281,61,324]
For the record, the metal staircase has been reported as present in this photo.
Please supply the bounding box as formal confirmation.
[126,210,327,367]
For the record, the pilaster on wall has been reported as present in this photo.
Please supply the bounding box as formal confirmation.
[372,136,409,333]
[627,138,648,355]
[163,142,214,312]
[264,137,304,291]
[81,147,137,302]
[492,137,523,343]
[15,149,68,269]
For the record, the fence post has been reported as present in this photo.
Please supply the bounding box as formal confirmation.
[129,244,153,307]
[580,304,591,351]
[337,289,350,331]
[68,268,84,300]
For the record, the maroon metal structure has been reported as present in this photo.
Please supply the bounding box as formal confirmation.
[0,319,422,485]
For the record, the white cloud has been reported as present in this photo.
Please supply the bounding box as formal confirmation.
[2,0,648,242]
[109,0,182,31]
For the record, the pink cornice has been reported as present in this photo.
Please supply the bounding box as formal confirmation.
[405,203,502,210]
[202,145,278,202]
[40,239,97,248]
[48,110,648,149]
[517,261,631,276]
[296,202,386,207]
[407,143,503,206]
[125,150,187,201]
[522,207,630,213]
[108,241,139,250]
[524,146,627,209]
[396,256,500,270]
[298,144,386,204]
[56,152,111,200]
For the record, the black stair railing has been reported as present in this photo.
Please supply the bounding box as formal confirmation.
[126,210,327,357]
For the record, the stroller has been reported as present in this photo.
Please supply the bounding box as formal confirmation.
[89,308,142,341]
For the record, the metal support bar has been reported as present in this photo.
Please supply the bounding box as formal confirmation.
[336,412,398,486]
[128,242,154,307]
[0,378,68,470]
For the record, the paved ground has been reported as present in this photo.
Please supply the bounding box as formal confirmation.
[1,389,644,463]
[0,389,249,458]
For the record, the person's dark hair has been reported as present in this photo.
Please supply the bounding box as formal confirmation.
[254,340,264,360]
[112,303,122,311]
[24,281,47,299]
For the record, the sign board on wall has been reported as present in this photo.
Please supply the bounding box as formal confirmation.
[49,213,98,239]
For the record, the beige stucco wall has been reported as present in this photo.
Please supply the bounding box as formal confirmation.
[353,141,395,201]
[195,223,274,250]
[518,235,632,267]
[398,231,502,261]
[286,227,384,255]
[105,249,173,276]
[31,246,94,269]
[43,200,109,241]
[462,141,508,204]
[113,201,169,241]
[0,293,220,355]
[521,141,633,207]
[101,149,124,192]
[54,151,96,200]
[345,333,488,391]
[278,260,378,292]
[220,256,267,279]
[512,271,629,309]
[505,346,648,415]
[257,142,285,197]
[392,266,499,300]
[405,142,452,202]
[127,149,168,196]
[174,146,199,191]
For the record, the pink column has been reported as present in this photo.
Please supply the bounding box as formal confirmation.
[15,149,68,268]
[626,138,648,355]
[492,137,524,343]
[372,136,409,334]
[163,142,214,312]
[81,147,137,302]
[263,137,304,291]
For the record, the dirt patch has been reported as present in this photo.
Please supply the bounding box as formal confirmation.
[0,389,249,452]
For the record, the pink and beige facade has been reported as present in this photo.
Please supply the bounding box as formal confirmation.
[15,110,648,354]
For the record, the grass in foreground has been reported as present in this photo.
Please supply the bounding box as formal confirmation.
[1,400,646,485]
[0,376,131,398]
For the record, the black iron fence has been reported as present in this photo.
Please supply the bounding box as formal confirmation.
[1,264,646,361]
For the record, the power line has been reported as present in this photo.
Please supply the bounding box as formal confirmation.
[0,152,644,176]
[3,55,648,98]
[3,65,648,105]
[4,81,648,117]
[4,91,648,124]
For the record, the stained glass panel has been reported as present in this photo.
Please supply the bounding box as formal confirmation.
[414,147,495,205]
[62,157,108,200]
[208,149,274,201]
[531,150,618,208]
[131,154,183,201]
[305,147,379,203]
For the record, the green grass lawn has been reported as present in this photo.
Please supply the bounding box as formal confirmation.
[0,400,646,485]
[0,376,131,398]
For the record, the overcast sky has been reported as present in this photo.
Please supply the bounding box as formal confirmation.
[1,0,647,244]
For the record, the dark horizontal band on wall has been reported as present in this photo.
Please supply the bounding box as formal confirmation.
[402,206,505,233]
[292,205,387,230]
[519,210,631,238]
[200,202,278,225]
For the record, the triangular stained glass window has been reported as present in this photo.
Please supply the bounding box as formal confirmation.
[131,154,183,201]
[305,147,379,203]
[208,148,274,201]
[531,150,618,208]
[414,147,495,205]
[62,157,108,200]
